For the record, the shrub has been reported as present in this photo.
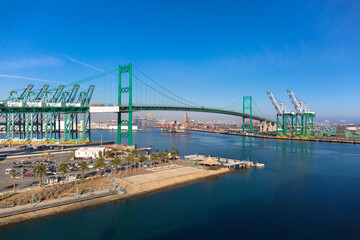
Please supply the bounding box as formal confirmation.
[208,165,224,170]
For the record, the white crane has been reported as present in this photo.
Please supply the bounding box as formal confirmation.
[286,89,314,114]
[267,91,294,115]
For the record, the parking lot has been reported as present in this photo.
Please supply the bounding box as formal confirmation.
[0,151,74,192]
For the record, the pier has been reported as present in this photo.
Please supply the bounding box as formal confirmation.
[184,154,264,169]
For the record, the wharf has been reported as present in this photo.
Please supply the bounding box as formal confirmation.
[184,154,264,169]
[217,158,254,169]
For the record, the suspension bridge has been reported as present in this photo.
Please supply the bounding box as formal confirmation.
[0,63,275,145]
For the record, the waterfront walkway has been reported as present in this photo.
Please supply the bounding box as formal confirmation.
[0,189,116,218]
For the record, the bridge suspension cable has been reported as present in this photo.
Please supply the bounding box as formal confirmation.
[133,65,201,107]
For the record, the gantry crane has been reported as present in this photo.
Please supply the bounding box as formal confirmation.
[286,89,315,137]
[267,91,295,136]
[1,83,94,143]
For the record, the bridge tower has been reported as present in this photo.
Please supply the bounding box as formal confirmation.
[242,96,253,133]
[117,64,133,145]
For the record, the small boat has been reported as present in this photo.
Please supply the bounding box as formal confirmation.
[254,162,265,167]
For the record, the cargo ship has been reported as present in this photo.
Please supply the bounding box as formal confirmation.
[160,120,185,133]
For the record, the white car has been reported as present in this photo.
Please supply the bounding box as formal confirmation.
[88,165,94,169]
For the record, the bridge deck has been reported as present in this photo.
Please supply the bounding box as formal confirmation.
[0,105,273,122]
[90,105,272,122]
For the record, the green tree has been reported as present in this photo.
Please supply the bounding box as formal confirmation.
[78,160,89,180]
[171,147,179,157]
[110,157,121,175]
[57,163,70,183]
[95,158,107,174]
[98,151,103,159]
[9,170,19,192]
[105,150,112,158]
[139,154,147,164]
[33,164,48,187]
[70,150,75,158]
[150,153,158,167]
[157,152,167,166]
[171,147,179,161]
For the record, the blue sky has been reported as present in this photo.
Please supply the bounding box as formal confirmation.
[0,0,359,123]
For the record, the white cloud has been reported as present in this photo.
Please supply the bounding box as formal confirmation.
[0,74,65,84]
[1,56,64,69]
[67,57,106,73]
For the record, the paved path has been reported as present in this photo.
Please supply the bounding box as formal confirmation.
[0,189,114,218]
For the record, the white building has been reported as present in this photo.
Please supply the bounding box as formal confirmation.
[108,125,138,131]
[75,147,106,159]
[66,174,78,181]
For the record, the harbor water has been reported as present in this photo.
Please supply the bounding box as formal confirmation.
[1,128,360,240]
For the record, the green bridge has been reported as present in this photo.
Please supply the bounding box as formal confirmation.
[0,63,273,144]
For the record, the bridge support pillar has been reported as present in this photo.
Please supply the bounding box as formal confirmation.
[117,64,133,146]
[242,96,252,133]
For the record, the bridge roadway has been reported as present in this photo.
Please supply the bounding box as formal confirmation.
[0,105,272,122]
[90,105,272,122]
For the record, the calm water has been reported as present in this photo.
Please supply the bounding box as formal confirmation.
[1,129,360,240]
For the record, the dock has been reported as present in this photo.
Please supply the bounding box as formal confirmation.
[184,154,264,169]
[217,158,254,169]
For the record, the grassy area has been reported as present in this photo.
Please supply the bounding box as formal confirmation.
[0,177,112,208]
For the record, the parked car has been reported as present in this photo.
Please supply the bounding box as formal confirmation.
[23,173,33,177]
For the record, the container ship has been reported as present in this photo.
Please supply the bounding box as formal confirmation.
[160,120,185,133]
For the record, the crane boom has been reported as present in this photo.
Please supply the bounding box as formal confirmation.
[286,89,301,113]
[266,91,281,114]
[34,84,49,101]
[84,85,95,105]
[6,91,17,101]
[67,84,80,103]
[18,84,34,101]
[51,85,65,103]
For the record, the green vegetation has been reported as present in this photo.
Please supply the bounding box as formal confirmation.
[95,158,107,174]
[33,164,48,187]
[171,146,178,158]
[110,157,121,174]
[78,160,89,179]
[208,165,224,170]
[9,170,20,192]
[57,163,70,183]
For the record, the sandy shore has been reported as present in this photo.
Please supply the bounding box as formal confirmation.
[0,167,230,227]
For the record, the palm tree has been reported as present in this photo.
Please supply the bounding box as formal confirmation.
[95,158,107,175]
[161,152,169,165]
[139,154,147,165]
[122,154,132,176]
[33,164,48,187]
[110,157,121,176]
[105,150,112,158]
[171,147,179,163]
[78,160,89,179]
[9,170,19,192]
[70,150,76,159]
[171,147,178,157]
[157,152,166,167]
[150,153,158,167]
[57,163,70,183]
